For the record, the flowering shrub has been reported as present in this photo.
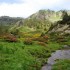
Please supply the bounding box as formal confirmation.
[32,33,41,38]
[43,35,49,40]
[24,38,33,45]
[37,37,48,43]
[38,42,47,47]
[4,34,17,42]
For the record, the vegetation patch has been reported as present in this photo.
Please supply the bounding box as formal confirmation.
[52,59,70,70]
[0,40,62,70]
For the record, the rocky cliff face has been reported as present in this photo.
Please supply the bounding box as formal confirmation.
[23,10,70,33]
[28,10,63,23]
[48,11,70,34]
[49,24,70,34]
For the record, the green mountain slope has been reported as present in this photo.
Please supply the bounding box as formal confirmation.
[0,10,70,34]
[23,10,70,34]
[23,10,65,32]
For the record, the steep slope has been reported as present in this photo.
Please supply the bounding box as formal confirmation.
[0,10,70,34]
[23,10,65,32]
[48,11,70,34]
[24,10,70,32]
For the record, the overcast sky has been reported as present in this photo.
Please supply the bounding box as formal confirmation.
[0,0,70,18]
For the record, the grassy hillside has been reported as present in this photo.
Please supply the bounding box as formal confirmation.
[22,10,70,33]
[0,10,70,70]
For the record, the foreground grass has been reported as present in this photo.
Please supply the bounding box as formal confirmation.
[0,41,62,70]
[52,59,70,70]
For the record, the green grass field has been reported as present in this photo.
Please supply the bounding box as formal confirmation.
[0,40,62,70]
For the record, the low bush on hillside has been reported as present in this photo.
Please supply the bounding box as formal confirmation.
[24,38,33,45]
[32,33,41,38]
[4,34,17,42]
[56,35,68,43]
[38,42,47,47]
[33,37,48,43]
[43,35,49,40]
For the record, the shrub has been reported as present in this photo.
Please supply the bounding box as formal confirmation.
[4,34,17,42]
[38,42,47,47]
[32,33,41,38]
[37,37,48,43]
[24,38,33,45]
[43,35,49,40]
[57,39,67,42]
[56,35,68,43]
[40,33,45,37]
[32,36,48,43]
[57,36,64,39]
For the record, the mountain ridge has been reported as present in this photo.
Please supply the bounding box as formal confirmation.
[0,10,70,35]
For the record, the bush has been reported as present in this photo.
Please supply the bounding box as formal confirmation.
[32,33,41,38]
[57,39,68,42]
[43,35,49,40]
[57,35,64,39]
[24,38,33,45]
[37,37,48,43]
[38,42,47,47]
[4,34,17,42]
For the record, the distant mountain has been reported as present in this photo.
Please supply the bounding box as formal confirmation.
[0,16,23,26]
[0,16,24,34]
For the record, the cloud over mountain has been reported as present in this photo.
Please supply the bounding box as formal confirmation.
[0,0,70,17]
